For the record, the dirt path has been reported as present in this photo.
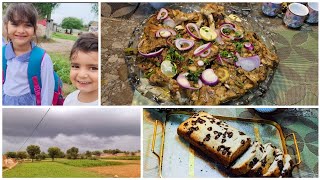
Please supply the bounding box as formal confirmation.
[39,38,74,54]
[85,160,140,178]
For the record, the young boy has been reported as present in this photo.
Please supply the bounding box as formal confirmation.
[63,33,98,106]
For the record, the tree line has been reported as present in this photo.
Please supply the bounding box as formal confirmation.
[5,145,140,162]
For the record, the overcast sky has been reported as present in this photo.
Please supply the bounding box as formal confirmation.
[51,3,98,25]
[3,108,140,153]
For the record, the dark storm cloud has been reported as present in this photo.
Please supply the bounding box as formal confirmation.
[3,108,141,153]
[3,108,141,138]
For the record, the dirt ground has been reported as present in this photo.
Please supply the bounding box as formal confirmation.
[39,38,74,54]
[85,160,140,178]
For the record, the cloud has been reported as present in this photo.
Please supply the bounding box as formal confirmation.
[3,108,141,153]
[3,133,140,153]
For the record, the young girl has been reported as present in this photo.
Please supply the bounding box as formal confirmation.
[2,3,54,106]
[63,33,98,106]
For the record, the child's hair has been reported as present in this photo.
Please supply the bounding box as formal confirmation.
[70,33,98,60]
[3,3,38,36]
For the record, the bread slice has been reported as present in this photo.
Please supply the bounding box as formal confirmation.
[177,111,251,167]
[280,154,294,177]
[230,141,264,175]
[263,148,284,177]
[249,143,276,176]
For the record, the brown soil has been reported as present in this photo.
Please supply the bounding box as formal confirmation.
[85,160,140,178]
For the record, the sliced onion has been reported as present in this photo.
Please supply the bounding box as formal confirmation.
[215,29,224,45]
[218,53,234,64]
[157,8,168,20]
[194,43,212,56]
[138,40,164,58]
[197,60,204,66]
[175,38,194,51]
[200,69,219,86]
[200,48,211,58]
[163,17,175,28]
[216,54,224,65]
[177,73,202,90]
[220,25,244,40]
[167,28,176,36]
[155,29,175,38]
[244,42,254,51]
[235,53,261,71]
[186,23,201,40]
[219,22,236,28]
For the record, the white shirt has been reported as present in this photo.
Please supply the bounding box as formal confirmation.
[3,42,54,105]
[63,90,98,106]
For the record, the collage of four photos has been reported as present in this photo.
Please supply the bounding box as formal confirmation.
[1,1,319,178]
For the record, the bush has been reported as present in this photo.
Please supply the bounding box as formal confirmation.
[49,52,71,85]
[89,156,98,160]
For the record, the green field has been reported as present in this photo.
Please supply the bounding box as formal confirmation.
[52,32,78,41]
[101,156,141,160]
[56,159,123,167]
[3,161,106,178]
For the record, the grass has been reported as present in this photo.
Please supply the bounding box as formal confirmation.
[56,159,124,167]
[2,161,105,178]
[101,156,141,160]
[48,52,76,96]
[52,32,78,41]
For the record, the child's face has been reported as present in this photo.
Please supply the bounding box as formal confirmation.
[70,51,99,95]
[7,21,35,48]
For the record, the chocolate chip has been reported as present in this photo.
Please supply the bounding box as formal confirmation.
[183,122,188,127]
[217,146,221,151]
[259,147,264,152]
[239,131,245,135]
[227,132,233,138]
[191,120,197,125]
[221,139,226,143]
[261,157,267,166]
[257,167,263,176]
[278,160,284,171]
[216,121,221,125]
[207,127,212,131]
[241,140,245,144]
[249,160,254,168]
[222,150,227,155]
[227,151,231,156]
[213,131,218,134]
[203,134,211,141]
[253,157,258,164]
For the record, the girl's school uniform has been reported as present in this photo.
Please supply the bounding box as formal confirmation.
[2,42,55,106]
[63,90,98,106]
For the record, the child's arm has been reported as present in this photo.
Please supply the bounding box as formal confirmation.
[40,53,55,105]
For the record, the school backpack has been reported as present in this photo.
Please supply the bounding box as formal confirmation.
[2,45,64,105]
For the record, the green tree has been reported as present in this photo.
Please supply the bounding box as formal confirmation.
[48,147,62,161]
[85,151,92,158]
[26,145,41,162]
[61,17,83,34]
[6,152,17,158]
[66,147,79,159]
[91,3,98,17]
[33,3,60,39]
[35,152,46,161]
[92,150,101,156]
[33,3,59,20]
[16,151,28,160]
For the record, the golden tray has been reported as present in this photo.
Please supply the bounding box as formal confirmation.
[151,110,301,178]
